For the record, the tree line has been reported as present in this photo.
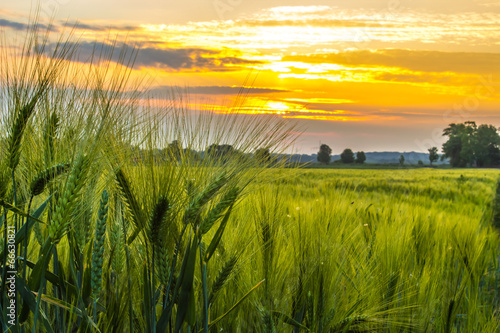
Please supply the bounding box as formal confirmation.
[316,121,500,167]
[317,145,366,164]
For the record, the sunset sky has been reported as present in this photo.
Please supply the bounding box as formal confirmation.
[2,0,500,154]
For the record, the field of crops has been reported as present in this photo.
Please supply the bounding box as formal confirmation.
[1,22,500,333]
[227,168,500,332]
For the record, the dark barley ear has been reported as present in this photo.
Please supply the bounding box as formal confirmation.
[148,196,169,246]
[29,163,70,196]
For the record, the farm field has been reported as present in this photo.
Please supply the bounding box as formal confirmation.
[223,168,500,332]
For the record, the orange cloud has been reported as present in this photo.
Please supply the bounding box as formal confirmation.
[283,49,500,74]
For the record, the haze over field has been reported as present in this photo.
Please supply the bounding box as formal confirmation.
[2,0,500,153]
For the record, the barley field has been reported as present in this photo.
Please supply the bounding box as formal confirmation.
[1,21,500,333]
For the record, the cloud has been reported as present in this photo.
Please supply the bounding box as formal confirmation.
[61,21,139,32]
[242,19,396,29]
[148,85,288,95]
[0,18,56,32]
[135,47,261,71]
[47,41,262,71]
[185,86,288,95]
[0,18,26,30]
[283,49,500,74]
[372,72,463,85]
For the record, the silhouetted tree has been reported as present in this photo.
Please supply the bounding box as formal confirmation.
[355,151,366,164]
[474,124,500,167]
[340,149,355,164]
[317,144,332,164]
[399,154,405,166]
[442,121,500,167]
[428,147,439,166]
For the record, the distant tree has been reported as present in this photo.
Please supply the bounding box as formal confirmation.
[317,144,332,164]
[340,148,355,164]
[442,121,476,167]
[168,140,182,160]
[207,144,235,163]
[474,124,500,167]
[399,154,405,166]
[442,121,500,167]
[428,147,439,166]
[255,148,271,163]
[355,151,366,164]
[418,160,424,166]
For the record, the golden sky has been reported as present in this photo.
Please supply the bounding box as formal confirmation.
[2,0,500,153]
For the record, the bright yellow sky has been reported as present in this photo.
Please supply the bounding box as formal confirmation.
[2,1,500,153]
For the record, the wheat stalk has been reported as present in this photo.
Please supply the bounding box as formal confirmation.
[48,154,90,243]
[91,190,109,299]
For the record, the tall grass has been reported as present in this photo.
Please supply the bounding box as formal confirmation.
[0,15,298,332]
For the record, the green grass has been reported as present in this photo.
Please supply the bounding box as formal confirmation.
[222,168,500,332]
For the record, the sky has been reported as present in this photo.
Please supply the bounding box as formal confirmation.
[2,0,500,154]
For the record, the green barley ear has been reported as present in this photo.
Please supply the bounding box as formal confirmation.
[260,307,277,333]
[148,196,169,246]
[91,190,109,299]
[330,315,370,332]
[33,214,45,246]
[29,163,70,196]
[115,168,145,229]
[154,243,169,286]
[7,96,39,171]
[184,171,228,225]
[200,186,239,234]
[0,166,9,200]
[208,255,238,305]
[43,111,59,166]
[48,154,90,243]
[186,179,195,197]
[110,222,125,274]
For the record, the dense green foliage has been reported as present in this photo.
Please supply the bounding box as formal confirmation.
[317,144,332,164]
[442,121,500,167]
[428,147,439,166]
[340,148,355,164]
[356,151,366,164]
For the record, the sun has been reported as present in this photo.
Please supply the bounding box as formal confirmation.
[265,101,290,114]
